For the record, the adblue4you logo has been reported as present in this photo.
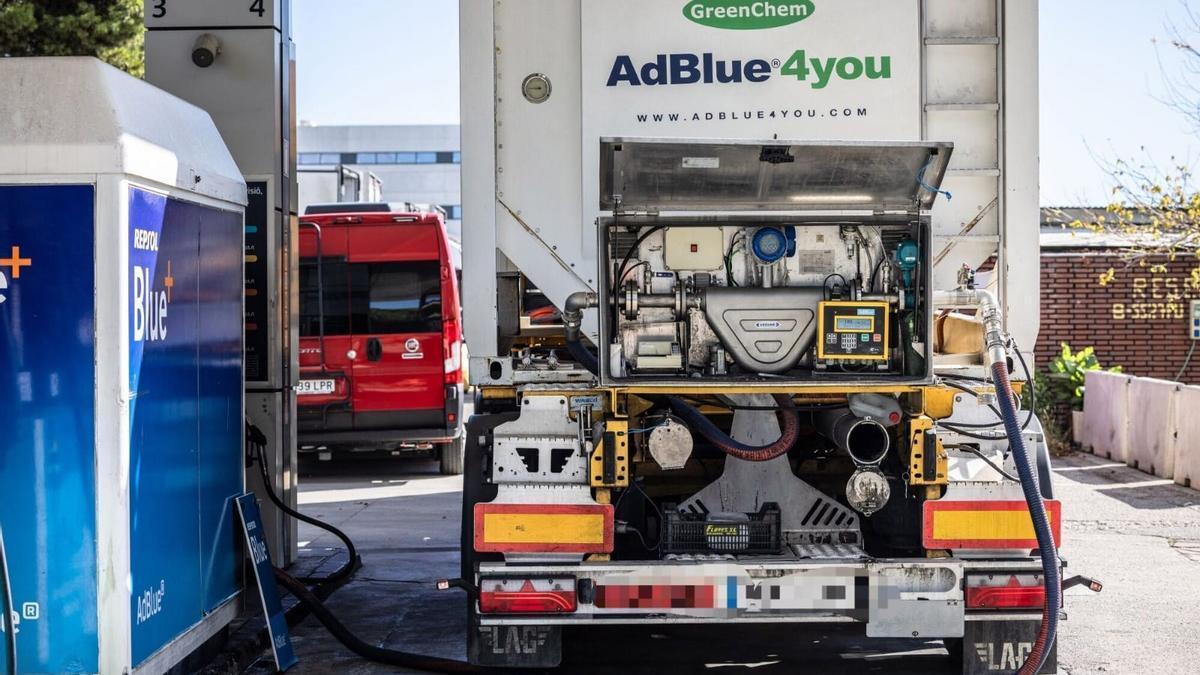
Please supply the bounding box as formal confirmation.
[683,0,815,30]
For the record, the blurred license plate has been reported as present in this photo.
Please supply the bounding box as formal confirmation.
[297,379,335,395]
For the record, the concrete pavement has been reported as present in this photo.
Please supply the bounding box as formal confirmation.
[230,451,1200,674]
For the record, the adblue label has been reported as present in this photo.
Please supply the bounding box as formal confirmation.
[607,49,892,89]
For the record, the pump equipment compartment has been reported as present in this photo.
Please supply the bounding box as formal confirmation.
[597,138,948,385]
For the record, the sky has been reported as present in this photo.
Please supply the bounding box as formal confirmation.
[294,0,1200,207]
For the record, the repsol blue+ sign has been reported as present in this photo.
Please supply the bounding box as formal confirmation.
[606,50,892,89]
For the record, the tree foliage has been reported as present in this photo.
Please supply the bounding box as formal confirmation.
[0,0,144,77]
[1060,2,1200,286]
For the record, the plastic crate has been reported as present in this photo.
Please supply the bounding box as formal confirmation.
[661,503,782,555]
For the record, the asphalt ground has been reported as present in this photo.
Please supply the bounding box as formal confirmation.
[229,451,1200,674]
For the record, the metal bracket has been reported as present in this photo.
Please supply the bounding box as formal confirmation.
[909,416,949,486]
[589,419,630,488]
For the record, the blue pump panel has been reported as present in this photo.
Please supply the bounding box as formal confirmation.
[128,187,243,665]
[0,184,100,674]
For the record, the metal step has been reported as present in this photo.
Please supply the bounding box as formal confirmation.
[924,36,999,46]
[926,103,1000,112]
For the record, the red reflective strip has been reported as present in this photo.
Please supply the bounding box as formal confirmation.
[479,590,577,614]
[595,585,716,609]
[922,500,1062,550]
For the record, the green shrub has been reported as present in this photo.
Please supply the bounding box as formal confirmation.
[1045,343,1121,412]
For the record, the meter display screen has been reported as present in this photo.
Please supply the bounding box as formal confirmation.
[834,316,874,332]
[817,301,889,362]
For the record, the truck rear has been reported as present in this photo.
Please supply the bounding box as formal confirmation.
[458,2,1061,672]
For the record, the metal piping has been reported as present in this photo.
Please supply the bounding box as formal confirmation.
[563,291,597,341]
[933,289,1007,367]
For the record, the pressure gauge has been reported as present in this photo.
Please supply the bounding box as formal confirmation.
[522,73,552,104]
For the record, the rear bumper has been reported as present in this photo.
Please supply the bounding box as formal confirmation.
[299,426,461,446]
[298,385,464,446]
[475,557,1050,635]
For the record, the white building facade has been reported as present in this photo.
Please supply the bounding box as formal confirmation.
[298,124,461,243]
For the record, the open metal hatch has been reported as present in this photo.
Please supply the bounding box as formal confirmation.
[600,138,953,214]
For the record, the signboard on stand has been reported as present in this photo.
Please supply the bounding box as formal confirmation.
[235,494,298,672]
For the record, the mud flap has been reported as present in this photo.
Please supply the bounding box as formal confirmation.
[468,623,562,669]
[962,620,1057,674]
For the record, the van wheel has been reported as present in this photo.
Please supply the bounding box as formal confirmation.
[439,436,465,475]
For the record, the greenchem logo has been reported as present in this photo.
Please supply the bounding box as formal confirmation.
[683,0,815,30]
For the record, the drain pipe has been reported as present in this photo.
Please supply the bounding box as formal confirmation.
[935,289,1060,675]
[563,291,599,374]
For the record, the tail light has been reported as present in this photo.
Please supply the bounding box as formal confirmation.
[966,574,1051,610]
[479,578,577,615]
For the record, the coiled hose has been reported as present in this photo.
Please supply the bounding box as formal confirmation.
[993,363,1060,675]
[668,394,799,462]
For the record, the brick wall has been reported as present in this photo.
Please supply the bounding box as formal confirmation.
[1036,251,1200,383]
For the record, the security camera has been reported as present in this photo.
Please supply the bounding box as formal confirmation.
[192,34,221,68]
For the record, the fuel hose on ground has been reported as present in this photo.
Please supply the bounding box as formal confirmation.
[246,423,484,673]
[667,394,799,462]
[245,422,360,586]
[272,567,482,673]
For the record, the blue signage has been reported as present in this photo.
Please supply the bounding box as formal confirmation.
[127,187,245,665]
[0,184,99,674]
[235,494,298,672]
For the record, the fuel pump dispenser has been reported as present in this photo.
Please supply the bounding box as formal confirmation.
[0,57,247,675]
[145,0,302,565]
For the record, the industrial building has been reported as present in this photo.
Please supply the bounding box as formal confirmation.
[297,124,462,242]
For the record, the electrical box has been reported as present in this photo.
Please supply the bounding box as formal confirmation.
[664,227,725,270]
[817,301,891,363]
[0,58,247,675]
[1192,300,1200,340]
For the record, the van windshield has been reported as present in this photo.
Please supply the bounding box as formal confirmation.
[301,258,442,336]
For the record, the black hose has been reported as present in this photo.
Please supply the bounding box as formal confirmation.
[993,363,1060,675]
[565,337,600,375]
[0,525,15,675]
[246,423,359,585]
[668,395,799,462]
[272,567,480,673]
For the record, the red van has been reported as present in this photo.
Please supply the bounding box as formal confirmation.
[296,203,464,474]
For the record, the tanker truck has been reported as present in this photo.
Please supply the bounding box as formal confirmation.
[456,2,1066,672]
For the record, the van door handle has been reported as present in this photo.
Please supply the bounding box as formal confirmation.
[367,338,383,362]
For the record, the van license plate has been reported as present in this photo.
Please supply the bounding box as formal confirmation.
[297,379,335,395]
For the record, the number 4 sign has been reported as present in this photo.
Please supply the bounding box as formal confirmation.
[144,0,280,30]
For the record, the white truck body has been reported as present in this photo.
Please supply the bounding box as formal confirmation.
[460,0,1038,382]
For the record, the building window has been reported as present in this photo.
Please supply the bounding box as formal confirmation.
[301,151,462,165]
